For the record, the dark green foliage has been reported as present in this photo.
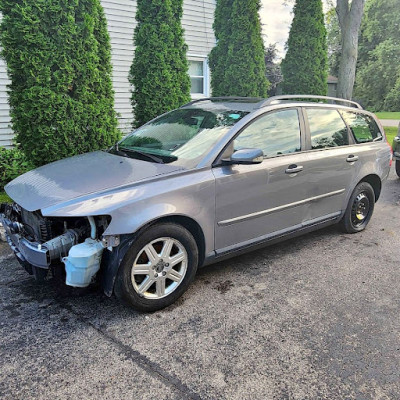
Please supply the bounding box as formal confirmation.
[0,0,120,167]
[326,7,341,77]
[281,0,328,95]
[209,0,269,97]
[130,0,191,128]
[265,44,283,97]
[0,147,34,190]
[355,0,400,111]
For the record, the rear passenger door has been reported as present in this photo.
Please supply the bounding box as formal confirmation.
[301,107,357,221]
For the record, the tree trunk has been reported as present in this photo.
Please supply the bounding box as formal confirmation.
[336,0,365,99]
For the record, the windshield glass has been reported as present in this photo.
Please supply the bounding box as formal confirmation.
[111,108,249,168]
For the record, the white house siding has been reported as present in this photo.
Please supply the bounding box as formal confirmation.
[0,0,216,145]
[101,0,137,133]
[0,37,12,148]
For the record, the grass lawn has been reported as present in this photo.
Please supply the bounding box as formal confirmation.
[0,191,11,203]
[375,112,400,120]
[384,127,398,146]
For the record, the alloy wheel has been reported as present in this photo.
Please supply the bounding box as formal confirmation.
[131,237,188,299]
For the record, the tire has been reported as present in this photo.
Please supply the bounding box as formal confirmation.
[114,223,198,312]
[339,182,375,234]
[396,160,400,178]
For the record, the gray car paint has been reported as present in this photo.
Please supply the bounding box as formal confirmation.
[5,151,184,212]
[4,101,392,269]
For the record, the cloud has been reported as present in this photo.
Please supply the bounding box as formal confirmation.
[259,0,293,58]
[260,0,332,59]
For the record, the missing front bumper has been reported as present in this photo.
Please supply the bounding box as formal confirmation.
[1,214,79,269]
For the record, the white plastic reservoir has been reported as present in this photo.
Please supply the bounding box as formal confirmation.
[63,238,104,287]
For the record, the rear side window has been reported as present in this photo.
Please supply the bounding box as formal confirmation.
[306,109,349,149]
[341,111,382,143]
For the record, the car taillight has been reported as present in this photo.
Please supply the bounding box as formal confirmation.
[387,140,393,167]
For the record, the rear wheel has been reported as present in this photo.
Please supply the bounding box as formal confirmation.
[339,182,375,233]
[115,223,198,312]
[396,160,400,178]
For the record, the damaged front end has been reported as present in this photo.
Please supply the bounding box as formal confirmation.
[0,202,114,287]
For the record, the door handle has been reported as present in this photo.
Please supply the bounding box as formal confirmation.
[285,164,303,174]
[346,155,359,163]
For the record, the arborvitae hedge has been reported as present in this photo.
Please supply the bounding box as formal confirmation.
[209,0,269,97]
[0,0,120,167]
[281,0,328,95]
[130,0,191,128]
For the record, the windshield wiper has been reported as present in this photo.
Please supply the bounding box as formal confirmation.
[118,146,164,164]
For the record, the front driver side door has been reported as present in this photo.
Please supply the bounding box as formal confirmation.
[212,107,311,253]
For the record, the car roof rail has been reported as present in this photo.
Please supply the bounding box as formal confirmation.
[181,97,264,107]
[259,95,363,110]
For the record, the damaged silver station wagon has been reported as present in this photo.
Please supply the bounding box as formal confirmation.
[1,96,392,311]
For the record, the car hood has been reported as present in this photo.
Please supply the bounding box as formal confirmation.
[5,151,183,212]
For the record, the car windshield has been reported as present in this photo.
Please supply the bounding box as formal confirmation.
[110,107,249,168]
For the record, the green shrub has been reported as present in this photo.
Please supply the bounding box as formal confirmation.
[209,0,269,97]
[0,147,34,190]
[0,0,120,167]
[281,0,328,95]
[130,0,191,128]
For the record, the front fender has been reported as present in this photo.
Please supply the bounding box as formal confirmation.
[41,169,216,293]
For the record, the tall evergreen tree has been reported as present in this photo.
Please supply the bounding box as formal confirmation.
[0,0,120,167]
[130,0,190,128]
[209,0,269,97]
[281,0,328,95]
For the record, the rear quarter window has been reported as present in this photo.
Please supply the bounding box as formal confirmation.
[340,111,382,143]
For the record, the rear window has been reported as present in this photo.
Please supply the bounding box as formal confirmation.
[340,111,382,143]
[306,108,349,149]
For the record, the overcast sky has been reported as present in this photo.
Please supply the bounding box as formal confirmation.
[259,0,331,59]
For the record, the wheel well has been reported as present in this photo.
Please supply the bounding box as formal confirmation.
[359,174,382,201]
[143,215,206,268]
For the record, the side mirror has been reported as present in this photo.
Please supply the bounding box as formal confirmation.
[230,148,264,165]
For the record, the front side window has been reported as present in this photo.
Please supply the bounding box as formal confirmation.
[306,108,349,149]
[234,109,301,158]
[112,108,249,168]
[340,111,382,143]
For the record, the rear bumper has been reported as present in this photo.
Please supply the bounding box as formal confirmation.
[1,214,50,269]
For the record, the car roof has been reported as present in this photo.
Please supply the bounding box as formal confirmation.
[181,95,364,113]
[181,97,263,113]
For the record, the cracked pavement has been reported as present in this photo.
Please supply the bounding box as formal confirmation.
[1,169,399,399]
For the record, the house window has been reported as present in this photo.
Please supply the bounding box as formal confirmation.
[189,60,207,96]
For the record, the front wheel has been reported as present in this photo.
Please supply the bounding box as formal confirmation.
[396,160,400,178]
[339,182,375,234]
[115,223,198,312]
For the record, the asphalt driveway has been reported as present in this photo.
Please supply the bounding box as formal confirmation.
[1,169,399,400]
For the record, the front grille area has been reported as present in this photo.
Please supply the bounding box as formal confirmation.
[20,208,54,242]
[8,206,66,244]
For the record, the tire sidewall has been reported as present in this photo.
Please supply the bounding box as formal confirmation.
[342,182,375,233]
[115,223,198,312]
[396,160,400,178]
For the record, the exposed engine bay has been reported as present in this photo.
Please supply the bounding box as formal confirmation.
[0,203,113,286]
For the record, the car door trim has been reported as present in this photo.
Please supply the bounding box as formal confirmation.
[215,211,342,257]
[217,189,345,227]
